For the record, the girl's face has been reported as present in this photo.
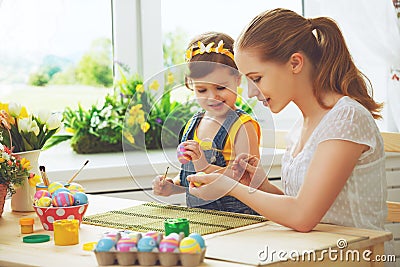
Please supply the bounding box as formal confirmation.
[190,66,240,117]
[235,49,296,114]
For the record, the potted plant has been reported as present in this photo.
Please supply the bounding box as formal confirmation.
[0,143,39,216]
[50,68,198,153]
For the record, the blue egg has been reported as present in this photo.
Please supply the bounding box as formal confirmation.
[189,233,205,248]
[96,238,115,252]
[73,191,88,205]
[137,236,157,252]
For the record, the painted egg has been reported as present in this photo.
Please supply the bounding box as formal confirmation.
[48,182,64,195]
[167,232,181,241]
[52,191,74,207]
[159,237,179,253]
[144,231,162,243]
[189,233,205,248]
[34,190,51,201]
[103,231,120,241]
[177,143,191,164]
[67,182,85,193]
[96,238,115,252]
[137,236,157,252]
[36,196,52,207]
[193,172,206,187]
[179,237,201,253]
[116,237,137,252]
[73,192,88,205]
[52,187,70,197]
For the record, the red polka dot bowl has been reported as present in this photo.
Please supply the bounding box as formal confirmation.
[33,203,89,231]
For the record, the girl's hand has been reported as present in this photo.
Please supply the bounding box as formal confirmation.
[187,173,239,201]
[152,175,176,196]
[182,140,203,161]
[232,153,267,189]
[183,140,209,171]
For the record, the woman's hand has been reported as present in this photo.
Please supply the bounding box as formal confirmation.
[187,172,239,200]
[232,153,268,189]
[152,175,178,197]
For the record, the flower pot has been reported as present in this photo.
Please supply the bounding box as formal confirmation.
[0,184,7,217]
[11,150,41,212]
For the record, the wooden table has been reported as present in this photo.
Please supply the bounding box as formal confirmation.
[0,195,393,267]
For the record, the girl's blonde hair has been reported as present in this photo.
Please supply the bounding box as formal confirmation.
[236,8,382,119]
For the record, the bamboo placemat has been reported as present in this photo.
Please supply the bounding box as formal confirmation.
[82,202,267,235]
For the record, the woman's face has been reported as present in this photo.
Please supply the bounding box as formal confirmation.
[190,66,240,117]
[235,49,295,113]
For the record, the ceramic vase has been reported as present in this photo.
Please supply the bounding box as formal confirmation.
[11,150,41,212]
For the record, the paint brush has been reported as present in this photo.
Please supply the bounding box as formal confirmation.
[161,166,169,185]
[67,160,89,184]
[39,165,50,186]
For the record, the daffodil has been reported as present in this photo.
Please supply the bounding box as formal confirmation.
[167,72,175,85]
[140,122,150,133]
[136,84,144,93]
[123,131,135,144]
[149,80,160,91]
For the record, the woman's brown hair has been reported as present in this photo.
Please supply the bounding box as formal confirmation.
[185,32,239,89]
[235,8,382,119]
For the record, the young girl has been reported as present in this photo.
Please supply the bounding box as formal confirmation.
[187,9,394,258]
[152,32,282,214]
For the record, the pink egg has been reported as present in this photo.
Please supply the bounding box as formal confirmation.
[34,190,51,201]
[159,237,179,252]
[116,237,137,252]
[52,191,74,207]
[177,143,191,164]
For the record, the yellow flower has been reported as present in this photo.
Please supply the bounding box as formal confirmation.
[28,174,41,187]
[127,116,136,126]
[167,72,175,85]
[20,158,31,170]
[0,158,4,163]
[136,84,144,93]
[129,104,143,115]
[237,87,243,96]
[149,80,160,91]
[141,122,150,133]
[123,131,135,144]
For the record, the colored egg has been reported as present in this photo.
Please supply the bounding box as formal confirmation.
[96,238,115,252]
[179,237,201,253]
[52,187,70,197]
[159,237,179,253]
[67,182,85,192]
[193,172,206,187]
[189,233,205,248]
[73,191,88,205]
[116,237,137,252]
[167,232,181,241]
[137,236,157,252]
[177,143,191,164]
[52,191,74,207]
[36,196,52,207]
[103,231,119,241]
[144,231,162,242]
[48,182,64,195]
[34,190,51,201]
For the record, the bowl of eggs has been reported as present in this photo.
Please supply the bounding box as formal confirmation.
[33,181,89,231]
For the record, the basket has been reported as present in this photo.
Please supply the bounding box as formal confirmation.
[33,203,89,231]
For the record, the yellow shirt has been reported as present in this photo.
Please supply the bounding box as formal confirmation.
[191,113,261,163]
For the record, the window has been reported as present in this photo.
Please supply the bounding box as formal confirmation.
[161,0,303,130]
[0,0,113,113]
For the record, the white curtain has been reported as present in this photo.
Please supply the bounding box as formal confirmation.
[304,0,400,131]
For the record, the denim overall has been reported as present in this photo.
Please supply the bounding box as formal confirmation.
[179,109,258,215]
